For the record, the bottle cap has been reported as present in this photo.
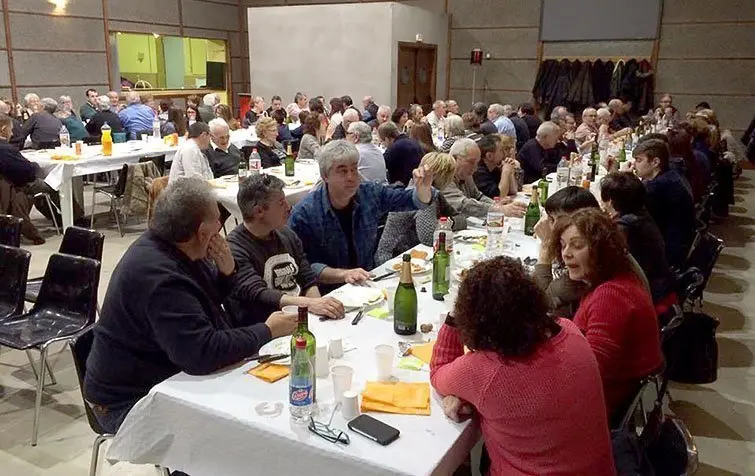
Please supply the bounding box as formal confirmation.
[402,253,411,262]
[439,216,447,223]
[295,337,306,349]
[493,196,501,202]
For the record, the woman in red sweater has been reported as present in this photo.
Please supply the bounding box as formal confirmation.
[430,257,615,476]
[550,208,663,420]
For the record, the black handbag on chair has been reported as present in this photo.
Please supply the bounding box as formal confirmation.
[662,310,719,384]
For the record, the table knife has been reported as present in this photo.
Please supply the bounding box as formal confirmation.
[371,270,398,282]
[351,308,366,325]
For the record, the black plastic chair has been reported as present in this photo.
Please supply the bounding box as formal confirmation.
[0,214,23,247]
[70,329,112,476]
[0,252,101,445]
[91,164,129,236]
[0,244,31,320]
[25,226,105,304]
[682,232,724,305]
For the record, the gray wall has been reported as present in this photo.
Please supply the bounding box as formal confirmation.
[0,0,250,110]
[447,0,755,134]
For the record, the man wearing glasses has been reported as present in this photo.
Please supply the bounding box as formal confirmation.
[204,118,242,178]
[168,122,214,184]
[226,173,346,324]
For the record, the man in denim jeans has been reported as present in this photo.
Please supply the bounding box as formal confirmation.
[289,140,435,293]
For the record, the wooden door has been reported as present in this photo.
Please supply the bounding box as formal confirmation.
[397,42,437,113]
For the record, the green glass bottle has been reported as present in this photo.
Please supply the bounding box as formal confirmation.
[538,179,549,207]
[285,142,295,177]
[432,233,450,301]
[589,144,599,181]
[524,188,541,237]
[619,141,627,163]
[290,306,316,401]
[393,254,417,335]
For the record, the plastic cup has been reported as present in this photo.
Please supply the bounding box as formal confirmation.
[328,336,343,359]
[375,345,394,381]
[141,133,149,142]
[281,305,298,316]
[331,365,353,404]
[315,344,329,378]
[386,288,397,313]
[341,391,360,420]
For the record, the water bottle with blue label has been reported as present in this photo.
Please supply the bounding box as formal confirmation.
[289,337,313,424]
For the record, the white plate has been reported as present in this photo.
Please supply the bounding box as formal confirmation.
[383,258,430,275]
[258,336,357,366]
[329,286,384,309]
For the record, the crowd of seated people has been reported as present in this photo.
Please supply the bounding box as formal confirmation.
[66,84,746,476]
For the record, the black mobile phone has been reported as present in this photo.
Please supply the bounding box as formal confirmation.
[347,414,400,446]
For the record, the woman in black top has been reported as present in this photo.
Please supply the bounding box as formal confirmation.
[255,117,286,168]
[600,171,674,306]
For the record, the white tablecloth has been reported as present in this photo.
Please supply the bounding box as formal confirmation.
[106,215,541,475]
[212,161,321,217]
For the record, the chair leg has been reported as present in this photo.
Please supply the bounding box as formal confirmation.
[31,345,48,446]
[90,434,111,476]
[44,357,57,386]
[90,189,97,229]
[44,194,61,235]
[111,197,124,237]
[25,349,56,387]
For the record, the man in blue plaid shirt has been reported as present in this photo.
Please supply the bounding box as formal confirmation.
[289,139,435,290]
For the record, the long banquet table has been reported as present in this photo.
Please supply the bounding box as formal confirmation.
[23,142,178,230]
[106,205,540,475]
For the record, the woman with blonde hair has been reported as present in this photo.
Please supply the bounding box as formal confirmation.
[214,104,240,131]
[255,116,287,167]
[376,152,466,264]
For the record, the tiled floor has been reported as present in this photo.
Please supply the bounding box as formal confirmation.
[1,176,754,475]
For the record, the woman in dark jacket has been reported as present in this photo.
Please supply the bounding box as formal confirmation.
[600,172,675,315]
[667,128,706,202]
[255,117,287,168]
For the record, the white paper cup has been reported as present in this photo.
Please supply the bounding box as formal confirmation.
[315,344,329,378]
[386,287,397,313]
[141,133,149,142]
[282,305,298,315]
[328,336,344,359]
[341,391,360,420]
[375,344,394,381]
[331,365,353,404]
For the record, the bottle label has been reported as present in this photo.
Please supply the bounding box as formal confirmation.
[289,383,313,407]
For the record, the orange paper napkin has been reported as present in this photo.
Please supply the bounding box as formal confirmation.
[361,381,431,416]
[247,363,289,383]
[409,341,436,364]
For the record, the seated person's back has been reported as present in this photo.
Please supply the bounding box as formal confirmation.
[378,121,423,186]
[431,257,615,476]
[168,122,214,184]
[84,178,296,433]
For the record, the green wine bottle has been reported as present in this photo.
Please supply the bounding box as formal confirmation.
[524,188,541,237]
[589,144,599,181]
[290,306,316,401]
[285,142,295,177]
[619,141,627,163]
[393,254,417,335]
[432,233,450,301]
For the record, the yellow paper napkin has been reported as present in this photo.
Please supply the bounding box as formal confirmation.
[361,381,431,416]
[409,341,436,365]
[247,363,289,383]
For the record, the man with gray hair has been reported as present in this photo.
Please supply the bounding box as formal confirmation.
[332,108,359,140]
[106,91,122,112]
[289,139,434,291]
[86,96,124,140]
[58,95,78,120]
[84,177,297,434]
[487,103,517,140]
[226,174,345,324]
[118,91,156,139]
[445,99,459,116]
[348,121,387,183]
[444,138,526,219]
[204,118,242,178]
[22,93,41,120]
[517,121,562,183]
[550,106,568,123]
[368,105,391,129]
[425,100,446,138]
[169,122,214,184]
[21,97,63,148]
[199,93,219,123]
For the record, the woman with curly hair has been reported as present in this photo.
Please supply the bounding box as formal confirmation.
[549,208,662,418]
[430,256,615,476]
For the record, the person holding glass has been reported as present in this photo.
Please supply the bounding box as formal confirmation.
[549,208,663,418]
[430,256,615,476]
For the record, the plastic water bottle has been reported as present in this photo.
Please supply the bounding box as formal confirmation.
[485,197,506,258]
[289,337,314,424]
[249,147,262,175]
[152,116,161,140]
[556,155,570,190]
[433,217,454,254]
[569,158,583,187]
[59,125,70,147]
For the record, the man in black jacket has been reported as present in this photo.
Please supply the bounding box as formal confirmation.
[85,96,124,141]
[517,121,561,183]
[84,178,297,434]
[518,103,542,140]
[378,121,423,186]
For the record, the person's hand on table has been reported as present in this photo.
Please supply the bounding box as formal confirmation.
[441,395,474,423]
[307,296,345,320]
[208,234,235,276]
[500,195,514,205]
[343,268,371,284]
[265,311,298,338]
[503,201,527,218]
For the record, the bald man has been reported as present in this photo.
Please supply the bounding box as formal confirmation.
[332,108,359,140]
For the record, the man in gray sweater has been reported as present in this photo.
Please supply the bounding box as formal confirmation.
[226,174,345,325]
